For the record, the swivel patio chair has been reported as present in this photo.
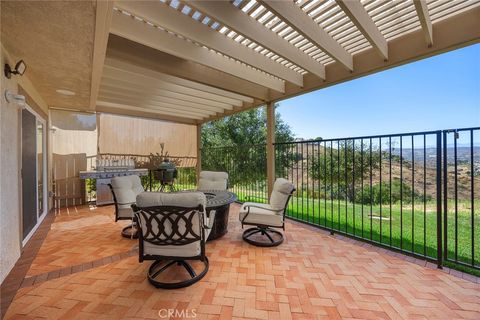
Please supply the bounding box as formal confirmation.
[132,192,215,289]
[239,178,295,247]
[109,175,144,238]
[198,171,228,191]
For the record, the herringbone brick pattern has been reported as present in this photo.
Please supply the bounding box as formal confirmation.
[4,204,480,319]
[26,205,135,276]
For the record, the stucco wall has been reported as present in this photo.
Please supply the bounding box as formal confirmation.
[1,44,49,284]
[0,46,22,283]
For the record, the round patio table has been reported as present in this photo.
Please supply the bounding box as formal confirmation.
[203,190,237,241]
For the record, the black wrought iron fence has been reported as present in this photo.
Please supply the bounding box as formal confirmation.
[443,128,479,270]
[201,144,268,203]
[199,128,478,273]
[275,131,444,266]
[198,129,478,272]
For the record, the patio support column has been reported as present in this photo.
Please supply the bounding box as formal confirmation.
[196,124,202,185]
[266,102,276,196]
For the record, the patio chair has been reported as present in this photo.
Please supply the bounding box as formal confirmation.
[239,178,295,247]
[109,175,144,239]
[132,192,215,289]
[198,171,229,191]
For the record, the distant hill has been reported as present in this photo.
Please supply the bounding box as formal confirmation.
[393,147,479,165]
[287,145,479,201]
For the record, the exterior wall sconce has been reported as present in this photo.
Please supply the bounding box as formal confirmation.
[4,90,26,108]
[4,60,27,79]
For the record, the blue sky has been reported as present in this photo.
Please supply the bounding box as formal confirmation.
[277,43,480,140]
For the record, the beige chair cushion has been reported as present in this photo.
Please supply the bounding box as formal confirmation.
[111,175,145,218]
[269,178,295,210]
[143,241,202,258]
[137,191,206,208]
[136,192,212,258]
[239,202,284,227]
[198,171,228,191]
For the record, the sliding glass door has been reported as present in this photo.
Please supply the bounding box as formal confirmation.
[21,106,47,244]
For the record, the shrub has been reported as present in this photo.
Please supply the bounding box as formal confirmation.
[355,179,429,205]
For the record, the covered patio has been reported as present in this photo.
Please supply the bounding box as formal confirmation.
[1,0,480,319]
[3,204,479,319]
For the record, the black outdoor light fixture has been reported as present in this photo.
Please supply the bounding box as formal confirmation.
[4,60,27,79]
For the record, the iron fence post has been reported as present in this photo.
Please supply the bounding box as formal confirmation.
[436,131,443,269]
[149,170,152,192]
[442,130,449,267]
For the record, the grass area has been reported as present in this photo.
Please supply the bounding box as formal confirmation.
[234,188,480,276]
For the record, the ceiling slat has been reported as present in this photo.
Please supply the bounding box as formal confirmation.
[260,0,353,70]
[96,105,199,124]
[110,10,285,92]
[102,68,243,109]
[97,100,206,120]
[98,94,216,117]
[97,101,203,121]
[100,78,234,110]
[99,87,225,113]
[188,0,326,79]
[104,57,254,104]
[335,0,388,60]
[115,1,303,87]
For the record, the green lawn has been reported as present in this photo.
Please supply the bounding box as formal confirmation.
[233,187,479,276]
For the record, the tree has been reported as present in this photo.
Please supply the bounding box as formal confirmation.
[308,141,382,202]
[201,104,294,148]
[355,178,428,205]
[201,105,295,186]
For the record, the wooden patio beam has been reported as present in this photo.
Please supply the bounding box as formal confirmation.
[110,9,286,93]
[201,7,479,123]
[413,0,433,47]
[335,0,388,60]
[266,102,276,196]
[260,0,354,70]
[196,124,202,184]
[188,0,326,79]
[115,0,304,87]
[107,34,270,102]
[89,0,114,110]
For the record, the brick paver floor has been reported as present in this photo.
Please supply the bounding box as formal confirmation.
[3,204,479,319]
[26,205,135,277]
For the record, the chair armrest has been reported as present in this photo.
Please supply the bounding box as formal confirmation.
[118,201,135,206]
[243,204,283,213]
[241,204,283,224]
[204,210,216,229]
